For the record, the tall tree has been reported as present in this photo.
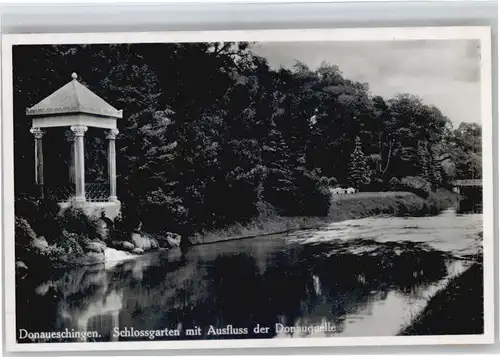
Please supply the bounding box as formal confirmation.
[348,136,371,190]
[417,141,430,181]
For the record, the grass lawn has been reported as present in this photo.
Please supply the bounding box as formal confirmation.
[191,190,452,245]
[331,191,415,200]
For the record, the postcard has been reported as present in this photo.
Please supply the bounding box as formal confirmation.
[2,26,493,352]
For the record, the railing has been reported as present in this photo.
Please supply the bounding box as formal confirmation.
[46,185,74,202]
[45,183,110,202]
[86,183,110,202]
[454,179,482,187]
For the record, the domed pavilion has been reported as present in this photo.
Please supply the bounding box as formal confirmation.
[26,73,122,219]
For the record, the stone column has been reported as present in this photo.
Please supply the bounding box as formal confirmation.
[71,125,88,203]
[66,130,75,184]
[106,129,119,202]
[30,127,44,197]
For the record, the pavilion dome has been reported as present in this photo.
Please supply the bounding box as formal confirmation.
[26,72,122,119]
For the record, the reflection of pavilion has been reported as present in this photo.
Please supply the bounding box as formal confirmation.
[54,257,163,342]
[64,289,124,342]
[27,73,122,219]
[56,266,125,342]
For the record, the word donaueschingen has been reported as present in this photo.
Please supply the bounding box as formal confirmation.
[18,328,99,341]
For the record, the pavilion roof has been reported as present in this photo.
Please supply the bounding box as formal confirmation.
[26,73,122,119]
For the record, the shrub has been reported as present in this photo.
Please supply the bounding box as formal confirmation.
[397,176,433,198]
[46,245,67,262]
[15,200,108,268]
[57,206,100,241]
[58,232,85,258]
[15,196,63,244]
[425,190,455,215]
[15,217,37,247]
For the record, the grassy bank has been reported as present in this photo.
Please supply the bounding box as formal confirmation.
[399,262,484,335]
[189,190,456,245]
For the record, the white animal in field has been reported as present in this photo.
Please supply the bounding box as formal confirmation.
[330,187,345,195]
[346,187,356,194]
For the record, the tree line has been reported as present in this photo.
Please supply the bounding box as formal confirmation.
[13,43,482,236]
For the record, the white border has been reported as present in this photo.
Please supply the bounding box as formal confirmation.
[1,27,494,352]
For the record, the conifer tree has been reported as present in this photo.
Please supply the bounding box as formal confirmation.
[348,136,371,190]
[429,155,443,187]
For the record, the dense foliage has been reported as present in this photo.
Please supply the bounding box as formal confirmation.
[15,198,103,269]
[13,43,482,237]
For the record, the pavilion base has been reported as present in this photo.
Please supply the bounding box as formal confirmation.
[58,200,121,221]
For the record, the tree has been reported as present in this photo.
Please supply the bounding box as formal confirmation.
[12,43,473,238]
[417,141,430,181]
[443,122,482,180]
[429,154,443,187]
[348,137,371,190]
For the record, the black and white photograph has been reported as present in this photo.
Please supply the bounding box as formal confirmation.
[2,27,494,352]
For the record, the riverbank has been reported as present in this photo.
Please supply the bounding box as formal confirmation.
[189,190,456,245]
[399,262,484,335]
[14,189,455,273]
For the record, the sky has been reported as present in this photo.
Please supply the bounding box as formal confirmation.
[251,40,481,127]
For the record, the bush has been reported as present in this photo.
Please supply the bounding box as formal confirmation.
[397,176,433,198]
[15,216,63,269]
[57,206,100,241]
[15,196,63,244]
[425,190,455,215]
[14,200,109,269]
[15,217,37,247]
[58,232,85,257]
[46,245,68,262]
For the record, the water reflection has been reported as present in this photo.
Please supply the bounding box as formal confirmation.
[16,211,481,343]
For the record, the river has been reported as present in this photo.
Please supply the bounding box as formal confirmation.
[16,209,482,342]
